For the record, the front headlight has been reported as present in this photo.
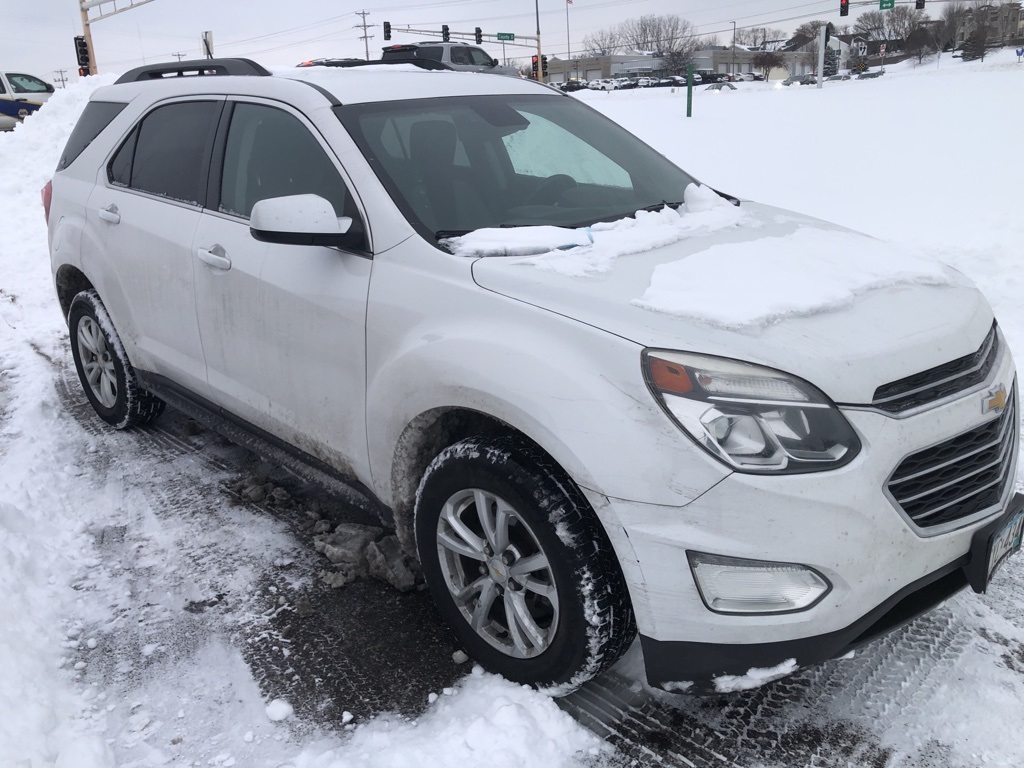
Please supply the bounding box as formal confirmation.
[642,349,861,474]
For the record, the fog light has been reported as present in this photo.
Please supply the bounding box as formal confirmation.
[688,552,831,614]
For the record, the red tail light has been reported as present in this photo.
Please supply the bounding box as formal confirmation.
[41,180,53,224]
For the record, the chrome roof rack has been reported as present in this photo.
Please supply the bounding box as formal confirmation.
[115,58,271,85]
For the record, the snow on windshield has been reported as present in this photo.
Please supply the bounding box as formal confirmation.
[445,183,750,275]
[633,227,952,330]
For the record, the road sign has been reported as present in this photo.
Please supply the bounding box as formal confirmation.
[880,43,887,56]
[879,0,894,8]
[497,32,515,41]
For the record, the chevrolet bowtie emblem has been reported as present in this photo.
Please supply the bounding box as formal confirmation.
[983,385,1008,414]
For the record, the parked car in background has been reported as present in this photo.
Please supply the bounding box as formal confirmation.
[781,74,816,86]
[0,70,54,131]
[731,73,755,82]
[590,78,618,90]
[857,70,884,79]
[827,74,852,81]
[379,43,519,77]
[705,82,737,92]
[558,79,588,92]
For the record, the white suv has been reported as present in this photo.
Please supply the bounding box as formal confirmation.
[45,57,1022,695]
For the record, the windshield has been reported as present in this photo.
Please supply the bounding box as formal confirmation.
[5,73,51,94]
[335,94,697,242]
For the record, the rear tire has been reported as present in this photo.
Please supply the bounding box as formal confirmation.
[415,435,636,693]
[68,290,164,429]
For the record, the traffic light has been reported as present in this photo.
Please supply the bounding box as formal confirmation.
[74,35,90,68]
[915,0,925,8]
[78,67,89,78]
[475,27,483,45]
[442,24,450,42]
[840,0,849,16]
[531,55,539,78]
[541,55,548,76]
[384,21,391,41]
[825,22,834,45]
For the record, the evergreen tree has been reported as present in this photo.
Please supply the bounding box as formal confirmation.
[960,30,985,61]
[824,47,840,76]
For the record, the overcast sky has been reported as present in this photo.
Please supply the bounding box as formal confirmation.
[7,0,881,83]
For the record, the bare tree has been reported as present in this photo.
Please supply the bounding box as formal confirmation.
[854,11,889,40]
[752,51,786,80]
[661,35,710,74]
[580,28,621,56]
[992,1,1017,42]
[794,20,829,40]
[942,1,968,49]
[736,26,786,48]
[618,14,694,54]
[904,26,936,62]
[886,7,928,42]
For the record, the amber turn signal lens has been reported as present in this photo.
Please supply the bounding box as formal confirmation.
[648,356,694,395]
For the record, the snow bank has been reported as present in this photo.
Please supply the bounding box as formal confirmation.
[290,668,604,768]
[633,226,951,329]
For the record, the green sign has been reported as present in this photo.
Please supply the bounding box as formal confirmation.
[497,32,515,41]
[879,0,894,8]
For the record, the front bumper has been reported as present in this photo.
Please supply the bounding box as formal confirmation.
[641,492,1022,693]
[582,345,1020,693]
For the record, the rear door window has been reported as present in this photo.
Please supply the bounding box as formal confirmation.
[107,100,220,205]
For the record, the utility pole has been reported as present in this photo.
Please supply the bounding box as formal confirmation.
[731,21,737,77]
[79,0,157,74]
[53,69,68,88]
[535,0,544,82]
[354,10,376,61]
[173,52,185,61]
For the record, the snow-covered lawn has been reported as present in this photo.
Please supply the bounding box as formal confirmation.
[1,50,1022,767]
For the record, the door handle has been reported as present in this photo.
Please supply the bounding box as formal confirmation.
[97,205,120,224]
[197,247,232,271]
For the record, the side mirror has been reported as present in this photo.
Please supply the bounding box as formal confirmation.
[250,194,352,247]
[491,58,499,67]
[46,83,55,93]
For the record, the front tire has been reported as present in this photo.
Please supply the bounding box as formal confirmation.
[68,290,164,429]
[415,436,636,693]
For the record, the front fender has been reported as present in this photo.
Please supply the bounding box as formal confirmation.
[363,241,730,512]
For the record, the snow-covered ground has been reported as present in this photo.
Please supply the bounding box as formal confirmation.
[1,51,1022,767]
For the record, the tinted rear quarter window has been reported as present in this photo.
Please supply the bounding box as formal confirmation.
[57,101,127,171]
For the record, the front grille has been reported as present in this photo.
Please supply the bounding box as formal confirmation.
[872,323,998,413]
[888,385,1017,529]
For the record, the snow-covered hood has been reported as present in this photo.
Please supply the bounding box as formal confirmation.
[462,191,993,404]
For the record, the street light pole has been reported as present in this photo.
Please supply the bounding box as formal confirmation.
[731,21,737,76]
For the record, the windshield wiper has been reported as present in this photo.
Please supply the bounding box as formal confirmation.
[639,201,683,213]
[435,229,472,240]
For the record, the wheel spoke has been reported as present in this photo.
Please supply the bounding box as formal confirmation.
[84,360,103,388]
[437,527,486,561]
[521,576,558,603]
[508,552,548,578]
[504,590,547,652]
[77,322,99,357]
[471,581,499,632]
[452,575,489,604]
[440,502,487,560]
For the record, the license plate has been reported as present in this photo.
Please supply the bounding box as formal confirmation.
[988,509,1024,582]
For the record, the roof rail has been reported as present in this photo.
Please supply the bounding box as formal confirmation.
[115,58,271,85]
[297,58,452,72]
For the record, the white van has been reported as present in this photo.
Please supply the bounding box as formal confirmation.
[0,71,54,131]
